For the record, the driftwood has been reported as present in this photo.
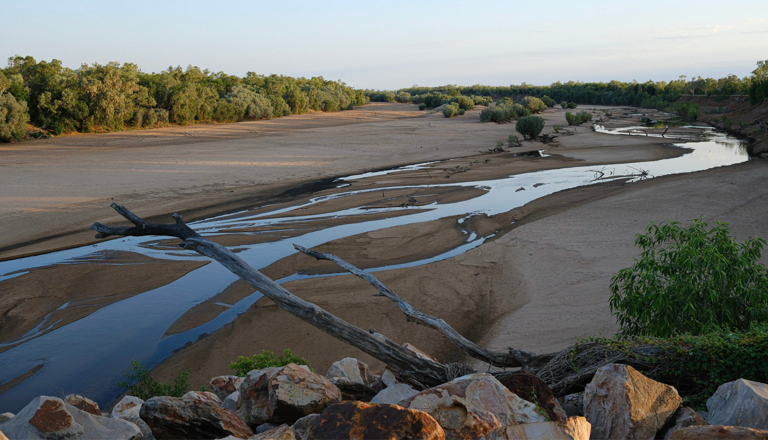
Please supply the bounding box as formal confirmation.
[92,204,549,386]
[93,204,447,387]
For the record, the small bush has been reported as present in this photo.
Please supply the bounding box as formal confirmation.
[565,111,592,126]
[443,103,460,118]
[515,116,545,139]
[116,360,190,400]
[521,96,547,114]
[454,96,475,111]
[541,95,556,107]
[553,124,561,133]
[610,218,768,338]
[480,102,525,123]
[418,103,426,110]
[508,134,522,147]
[560,101,568,108]
[230,349,313,376]
[567,101,577,109]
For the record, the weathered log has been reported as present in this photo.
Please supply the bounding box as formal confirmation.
[92,204,447,387]
[294,245,550,368]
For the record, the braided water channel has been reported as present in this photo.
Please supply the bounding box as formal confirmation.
[0,124,749,411]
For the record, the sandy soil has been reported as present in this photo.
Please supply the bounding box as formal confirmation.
[5,101,762,396]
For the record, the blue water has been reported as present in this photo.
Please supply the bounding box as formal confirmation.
[0,125,748,412]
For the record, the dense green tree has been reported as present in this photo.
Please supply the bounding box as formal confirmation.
[515,115,545,139]
[522,96,547,113]
[0,93,28,141]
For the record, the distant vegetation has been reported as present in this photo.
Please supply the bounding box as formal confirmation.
[0,55,370,141]
[515,116,545,140]
[117,360,191,400]
[230,349,313,376]
[565,111,593,126]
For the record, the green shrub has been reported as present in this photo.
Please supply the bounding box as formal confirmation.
[541,95,556,107]
[472,96,493,106]
[610,218,768,338]
[567,101,577,109]
[565,111,592,126]
[667,102,700,121]
[442,103,460,118]
[560,101,568,108]
[418,103,426,110]
[553,124,561,133]
[0,93,29,142]
[454,96,475,111]
[116,360,190,400]
[480,102,524,123]
[508,134,522,147]
[515,115,545,139]
[522,96,547,114]
[230,349,313,376]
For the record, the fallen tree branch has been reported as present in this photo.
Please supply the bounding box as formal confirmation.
[93,204,448,387]
[294,245,550,368]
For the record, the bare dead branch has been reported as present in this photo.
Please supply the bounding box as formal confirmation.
[92,204,448,386]
[294,244,550,368]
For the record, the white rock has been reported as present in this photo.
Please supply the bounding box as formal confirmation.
[326,357,370,386]
[707,379,768,430]
[371,383,419,405]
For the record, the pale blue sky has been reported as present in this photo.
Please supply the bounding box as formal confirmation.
[1,0,766,89]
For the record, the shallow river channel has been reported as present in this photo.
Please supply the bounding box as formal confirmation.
[0,124,749,411]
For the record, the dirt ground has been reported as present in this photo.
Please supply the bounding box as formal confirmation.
[3,101,767,394]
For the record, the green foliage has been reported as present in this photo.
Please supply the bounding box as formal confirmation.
[574,326,768,408]
[521,96,547,114]
[229,349,313,377]
[454,96,475,111]
[442,102,460,118]
[566,101,577,109]
[116,360,190,400]
[552,124,561,133]
[480,101,525,123]
[418,103,426,110]
[515,115,545,139]
[610,218,768,338]
[565,111,592,126]
[750,60,768,105]
[560,101,568,108]
[472,95,493,106]
[0,93,28,142]
[508,134,522,147]
[541,95,556,107]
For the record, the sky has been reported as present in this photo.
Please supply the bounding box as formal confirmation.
[1,0,766,89]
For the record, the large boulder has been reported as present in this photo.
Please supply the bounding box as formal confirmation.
[402,373,548,440]
[210,376,245,401]
[110,395,155,440]
[583,363,681,440]
[479,416,591,440]
[140,394,253,439]
[707,379,768,430]
[371,383,419,405]
[0,396,141,440]
[668,425,768,439]
[236,363,341,427]
[660,407,708,440]
[291,414,320,440]
[306,400,445,440]
[495,372,568,422]
[326,357,378,401]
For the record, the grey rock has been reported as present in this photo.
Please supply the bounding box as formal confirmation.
[290,414,320,440]
[370,383,418,405]
[707,379,768,430]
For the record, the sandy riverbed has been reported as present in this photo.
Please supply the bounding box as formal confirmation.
[2,102,766,396]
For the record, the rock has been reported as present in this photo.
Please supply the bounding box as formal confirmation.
[255,423,280,434]
[291,414,320,440]
[64,394,101,416]
[371,383,419,405]
[381,368,398,387]
[326,357,371,386]
[707,379,768,430]
[583,363,682,440]
[0,395,141,440]
[495,372,568,422]
[0,414,12,423]
[140,395,253,439]
[560,393,584,415]
[110,395,155,440]
[661,407,709,439]
[223,391,239,412]
[210,376,245,401]
[306,400,445,440]
[479,416,591,440]
[668,425,768,439]
[183,391,223,405]
[236,363,341,426]
[403,373,548,439]
[250,424,295,440]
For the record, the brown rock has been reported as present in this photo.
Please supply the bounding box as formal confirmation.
[403,373,548,440]
[29,397,82,437]
[583,363,682,440]
[668,425,768,439]
[210,375,245,401]
[250,423,296,440]
[662,407,709,439]
[236,363,341,426]
[0,429,7,440]
[480,416,591,440]
[64,394,101,416]
[140,395,253,439]
[307,400,445,440]
[183,390,222,405]
[495,372,568,422]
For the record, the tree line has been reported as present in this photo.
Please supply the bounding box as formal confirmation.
[0,55,370,141]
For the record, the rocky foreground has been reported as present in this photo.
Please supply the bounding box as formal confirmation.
[1,355,767,439]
